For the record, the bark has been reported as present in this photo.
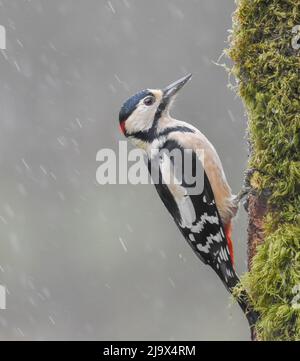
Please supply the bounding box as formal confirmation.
[247,192,268,341]
[247,193,268,271]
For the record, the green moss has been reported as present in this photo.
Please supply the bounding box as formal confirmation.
[227,0,300,340]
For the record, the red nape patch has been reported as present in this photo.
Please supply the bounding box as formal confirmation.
[119,121,126,134]
[224,222,234,266]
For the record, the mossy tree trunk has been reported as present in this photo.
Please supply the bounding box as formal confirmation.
[228,0,300,340]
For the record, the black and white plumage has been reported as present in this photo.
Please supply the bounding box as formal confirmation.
[150,141,235,284]
[118,74,258,331]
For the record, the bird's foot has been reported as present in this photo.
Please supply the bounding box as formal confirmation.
[235,168,272,212]
[235,168,259,212]
[236,188,252,212]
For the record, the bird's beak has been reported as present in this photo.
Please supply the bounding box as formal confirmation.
[162,73,192,101]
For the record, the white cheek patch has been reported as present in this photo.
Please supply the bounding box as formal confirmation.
[124,90,163,135]
[126,101,158,134]
[139,104,151,114]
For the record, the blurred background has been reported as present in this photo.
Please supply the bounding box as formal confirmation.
[0,0,250,340]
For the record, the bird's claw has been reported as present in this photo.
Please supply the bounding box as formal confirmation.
[236,167,272,212]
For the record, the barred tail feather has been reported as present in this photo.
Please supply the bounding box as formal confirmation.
[214,261,259,331]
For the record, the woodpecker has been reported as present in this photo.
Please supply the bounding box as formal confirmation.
[118,74,258,331]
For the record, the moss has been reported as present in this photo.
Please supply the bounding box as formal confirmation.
[227,0,300,340]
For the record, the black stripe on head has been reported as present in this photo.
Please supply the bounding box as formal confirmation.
[119,90,152,124]
[153,96,169,124]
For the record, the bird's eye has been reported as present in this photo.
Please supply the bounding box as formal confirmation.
[143,96,155,106]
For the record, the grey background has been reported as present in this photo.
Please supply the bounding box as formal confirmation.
[0,0,249,340]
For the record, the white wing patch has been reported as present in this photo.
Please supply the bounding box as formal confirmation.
[159,152,196,228]
[177,196,196,228]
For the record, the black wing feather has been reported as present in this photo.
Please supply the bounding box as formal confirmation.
[148,139,258,329]
[149,140,235,288]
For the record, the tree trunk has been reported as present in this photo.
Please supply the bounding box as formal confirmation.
[247,193,268,271]
[247,192,268,341]
[228,0,300,340]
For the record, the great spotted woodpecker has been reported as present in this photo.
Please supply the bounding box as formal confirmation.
[118,74,258,331]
